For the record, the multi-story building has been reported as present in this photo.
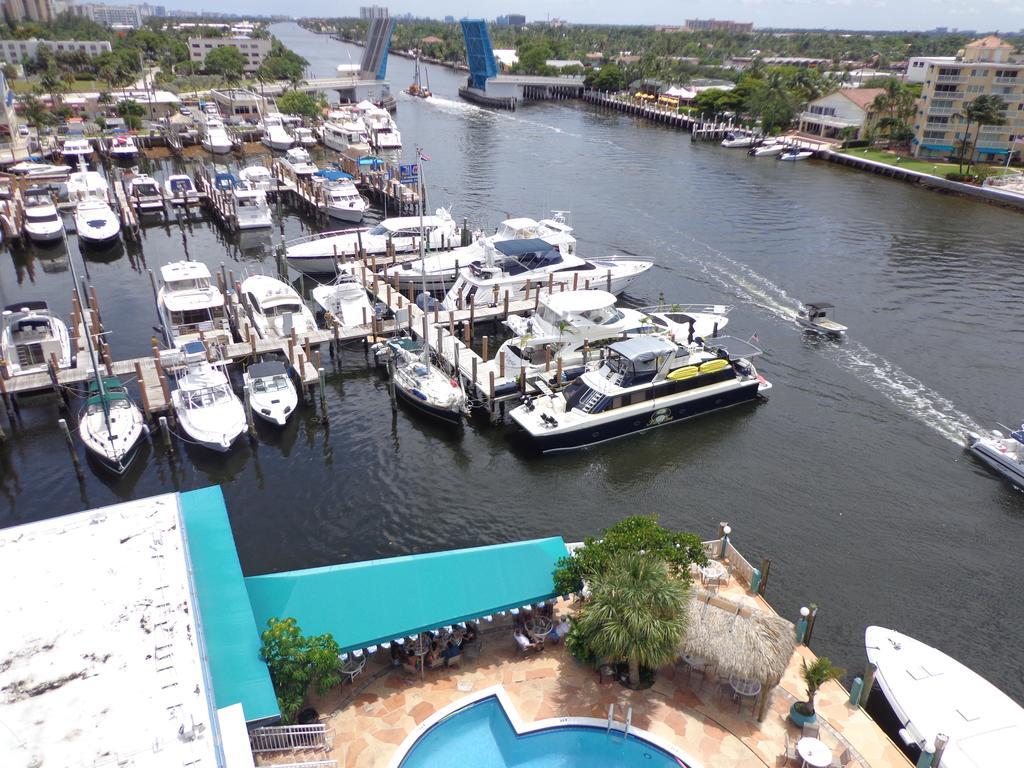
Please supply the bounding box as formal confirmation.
[71,3,143,28]
[910,35,1024,161]
[684,18,753,34]
[188,36,271,74]
[359,5,388,20]
[0,37,112,64]
[3,0,51,23]
[798,88,884,141]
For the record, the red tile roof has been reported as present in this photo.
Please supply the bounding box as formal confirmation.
[839,88,886,111]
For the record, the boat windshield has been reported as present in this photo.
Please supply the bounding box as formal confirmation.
[252,375,290,393]
[87,397,131,415]
[264,302,302,317]
[578,306,623,325]
[182,384,232,408]
[135,184,159,196]
[368,223,395,236]
[167,277,211,292]
[26,211,60,222]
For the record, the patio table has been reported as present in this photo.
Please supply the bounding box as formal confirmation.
[340,655,366,685]
[700,560,727,585]
[797,737,833,768]
[528,615,553,640]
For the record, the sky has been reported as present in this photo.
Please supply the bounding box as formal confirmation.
[180,1,1024,33]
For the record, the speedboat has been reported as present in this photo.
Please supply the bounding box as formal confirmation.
[865,626,1024,768]
[157,261,229,346]
[285,209,458,274]
[361,102,401,150]
[311,272,376,328]
[441,239,653,309]
[9,161,71,180]
[61,136,93,164]
[239,164,274,192]
[78,377,147,475]
[966,425,1024,489]
[240,274,317,339]
[283,147,318,176]
[385,214,576,294]
[170,341,246,452]
[243,360,297,426]
[108,133,139,162]
[128,174,165,213]
[779,147,814,161]
[22,186,64,243]
[164,174,200,205]
[0,301,73,376]
[233,187,272,230]
[74,199,121,247]
[319,114,371,153]
[510,334,770,453]
[379,337,465,423]
[315,175,369,223]
[201,117,234,155]
[796,301,847,338]
[748,140,784,157]
[261,115,294,151]
[291,125,318,148]
[720,131,757,149]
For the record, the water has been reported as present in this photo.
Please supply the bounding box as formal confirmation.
[398,696,686,767]
[3,21,1024,705]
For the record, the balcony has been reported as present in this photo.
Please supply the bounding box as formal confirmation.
[996,76,1020,84]
[936,74,965,83]
[798,111,861,129]
[926,107,955,116]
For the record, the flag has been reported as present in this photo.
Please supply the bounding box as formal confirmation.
[748,332,759,344]
[418,151,431,161]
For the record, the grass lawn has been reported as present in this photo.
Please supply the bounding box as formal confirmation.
[838,147,960,176]
[10,79,102,94]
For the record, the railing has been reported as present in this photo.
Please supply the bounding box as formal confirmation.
[701,539,719,559]
[936,74,964,83]
[996,76,1019,84]
[273,762,338,768]
[249,723,330,753]
[724,541,757,588]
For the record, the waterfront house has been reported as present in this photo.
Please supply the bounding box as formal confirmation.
[798,88,885,141]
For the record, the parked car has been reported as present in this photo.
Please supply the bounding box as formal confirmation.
[179,106,191,116]
[17,125,30,137]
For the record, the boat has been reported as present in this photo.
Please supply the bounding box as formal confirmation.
[796,301,847,338]
[283,147,318,176]
[319,113,371,153]
[405,53,432,98]
[107,133,139,162]
[291,125,318,148]
[239,165,275,192]
[240,274,317,339]
[361,102,402,150]
[865,625,1024,768]
[778,147,814,161]
[164,174,200,205]
[214,172,239,192]
[0,301,73,376]
[311,272,376,328]
[965,425,1024,489]
[384,214,576,294]
[156,261,229,346]
[509,334,771,453]
[233,187,272,230]
[748,140,784,157]
[314,173,369,223]
[720,130,758,149]
[441,239,653,309]
[61,136,93,164]
[261,114,295,151]
[22,186,64,243]
[243,359,297,426]
[381,337,466,423]
[200,116,234,155]
[67,165,120,247]
[285,209,458,274]
[78,377,147,474]
[170,341,247,452]
[9,161,71,180]
[127,173,165,213]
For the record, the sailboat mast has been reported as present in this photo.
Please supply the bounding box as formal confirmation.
[417,147,428,363]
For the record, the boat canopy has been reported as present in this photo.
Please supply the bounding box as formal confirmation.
[4,300,48,313]
[1012,428,1024,446]
[314,169,353,181]
[246,361,288,379]
[492,238,564,274]
[805,301,834,309]
[86,377,128,407]
[357,156,383,167]
[609,335,677,362]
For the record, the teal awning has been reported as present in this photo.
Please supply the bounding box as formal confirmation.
[245,537,570,654]
[180,487,280,725]
[976,147,1010,155]
[920,143,954,151]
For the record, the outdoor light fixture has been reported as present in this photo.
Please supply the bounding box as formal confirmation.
[723,525,732,536]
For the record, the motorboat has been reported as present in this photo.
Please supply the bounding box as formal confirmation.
[71,192,120,247]
[261,114,294,152]
[127,173,165,213]
[385,214,575,294]
[319,114,371,153]
[107,133,139,162]
[61,136,93,164]
[311,271,376,328]
[865,626,1024,768]
[214,172,239,192]
[0,301,73,376]
[361,102,401,150]
[240,274,317,339]
[966,425,1024,489]
[157,261,229,346]
[66,163,109,204]
[405,54,432,98]
[779,147,814,161]
[314,175,369,223]
[510,334,770,453]
[285,209,458,274]
[233,188,272,230]
[243,359,297,426]
[720,131,758,149]
[379,337,465,423]
[9,161,71,180]
[78,377,147,474]
[291,125,318,148]
[796,301,847,338]
[238,165,274,192]
[201,116,234,155]
[748,140,784,157]
[164,174,200,205]
[441,239,653,309]
[170,341,246,452]
[22,186,64,243]
[283,147,318,176]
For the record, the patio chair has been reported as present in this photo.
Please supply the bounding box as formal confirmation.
[783,733,799,765]
[446,653,462,669]
[464,637,483,660]
[802,722,820,739]
[830,747,851,768]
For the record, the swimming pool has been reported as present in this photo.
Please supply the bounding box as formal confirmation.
[397,694,692,767]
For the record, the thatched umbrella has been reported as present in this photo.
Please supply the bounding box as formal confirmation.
[679,590,796,721]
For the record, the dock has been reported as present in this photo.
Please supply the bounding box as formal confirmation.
[582,90,756,141]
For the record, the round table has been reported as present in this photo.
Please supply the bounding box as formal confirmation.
[797,737,833,768]
[528,615,554,639]
[340,655,366,684]
[729,675,761,697]
[701,561,727,584]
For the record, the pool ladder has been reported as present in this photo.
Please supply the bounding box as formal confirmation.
[606,703,633,739]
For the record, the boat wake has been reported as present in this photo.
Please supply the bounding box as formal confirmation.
[423,96,487,115]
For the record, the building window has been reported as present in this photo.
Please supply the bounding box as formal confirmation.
[927,116,950,125]
[935,84,959,93]
[923,130,948,139]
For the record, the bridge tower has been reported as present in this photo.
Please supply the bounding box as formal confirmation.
[360,15,396,81]
[459,18,498,90]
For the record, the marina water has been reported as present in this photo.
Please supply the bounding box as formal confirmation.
[2,21,1024,703]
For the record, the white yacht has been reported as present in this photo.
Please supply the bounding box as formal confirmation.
[170,341,246,452]
[441,239,653,309]
[61,136,93,164]
[361,102,401,150]
[261,115,294,151]
[233,188,272,230]
[283,147,318,176]
[164,174,200,205]
[779,147,814,161]
[319,115,370,153]
[243,360,297,426]
[966,425,1024,489]
[316,177,369,223]
[201,116,234,155]
[385,214,575,294]
[720,130,757,149]
[239,165,275,192]
[127,174,165,213]
[240,274,317,340]
[79,377,147,474]
[9,161,71,180]
[157,261,229,346]
[291,125,318,148]
[510,334,770,453]
[865,626,1024,768]
[1,301,73,376]
[67,166,120,247]
[22,187,64,243]
[379,337,465,423]
[311,272,375,328]
[285,209,458,274]
[748,140,784,157]
[108,133,139,162]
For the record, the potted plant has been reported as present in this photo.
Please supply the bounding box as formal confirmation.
[790,657,844,725]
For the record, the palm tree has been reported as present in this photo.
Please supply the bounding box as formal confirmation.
[574,554,689,688]
[955,94,1008,174]
[39,65,65,110]
[796,657,845,717]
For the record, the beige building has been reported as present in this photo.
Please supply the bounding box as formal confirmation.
[188,36,271,74]
[2,0,50,23]
[798,88,884,141]
[910,35,1023,161]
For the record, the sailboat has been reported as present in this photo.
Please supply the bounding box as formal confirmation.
[405,53,432,99]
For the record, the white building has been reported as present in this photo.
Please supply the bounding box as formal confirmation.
[189,36,271,74]
[71,2,143,28]
[798,88,885,141]
[0,37,112,64]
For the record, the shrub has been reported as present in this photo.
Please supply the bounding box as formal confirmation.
[260,617,342,723]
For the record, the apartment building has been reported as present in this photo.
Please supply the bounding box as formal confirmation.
[188,36,271,74]
[0,37,112,64]
[2,0,50,23]
[71,3,144,28]
[684,19,753,34]
[910,35,1024,161]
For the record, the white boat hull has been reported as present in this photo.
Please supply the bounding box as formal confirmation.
[262,137,294,152]
[325,204,367,223]
[202,139,233,155]
[25,224,64,243]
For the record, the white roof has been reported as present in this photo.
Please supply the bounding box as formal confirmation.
[542,289,616,315]
[161,260,213,281]
[0,496,220,768]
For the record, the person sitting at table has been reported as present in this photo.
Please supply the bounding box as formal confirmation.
[390,643,406,667]
[462,623,478,645]
[540,602,554,619]
[514,627,543,653]
[547,617,570,644]
[442,639,461,661]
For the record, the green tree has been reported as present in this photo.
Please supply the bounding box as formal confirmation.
[954,93,1008,173]
[260,617,342,724]
[746,71,799,134]
[203,45,246,80]
[39,64,66,109]
[277,89,323,119]
[515,40,554,76]
[573,554,689,687]
[796,657,845,717]
[19,94,52,127]
[585,62,625,92]
[870,78,916,143]
[117,99,144,130]
[2,63,17,82]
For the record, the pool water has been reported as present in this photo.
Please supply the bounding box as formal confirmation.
[398,696,689,767]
